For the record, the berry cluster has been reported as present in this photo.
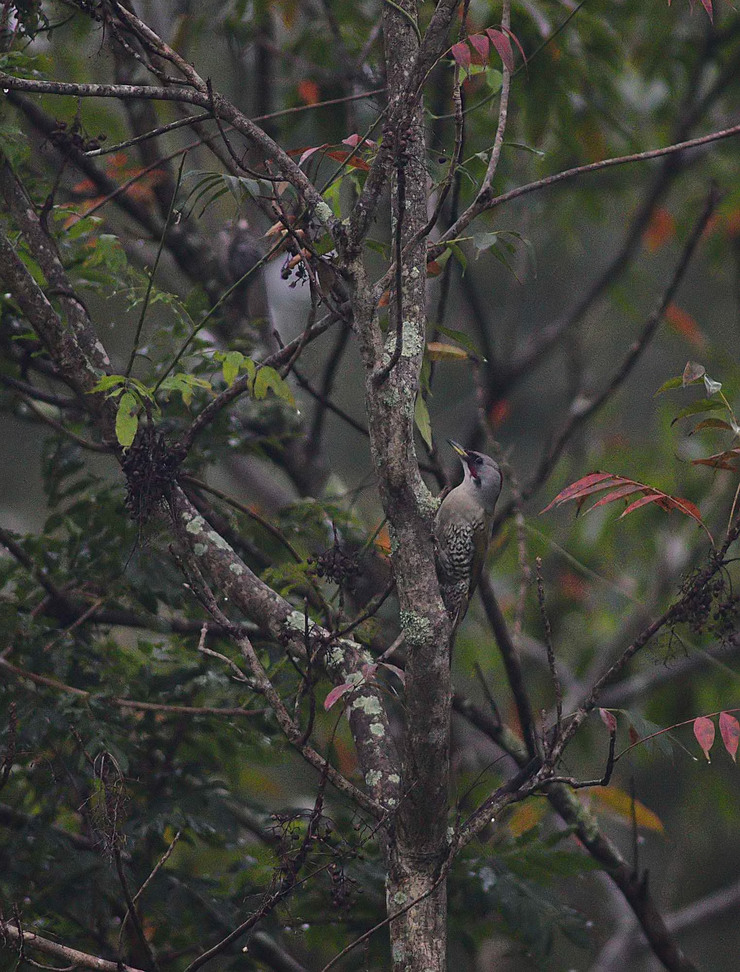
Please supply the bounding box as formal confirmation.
[307,542,360,590]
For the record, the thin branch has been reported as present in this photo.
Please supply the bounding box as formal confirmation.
[0,921,146,972]
[479,0,511,195]
[432,120,740,261]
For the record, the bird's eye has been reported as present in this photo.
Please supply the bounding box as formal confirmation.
[474,456,483,465]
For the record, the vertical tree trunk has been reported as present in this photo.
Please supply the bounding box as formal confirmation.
[376,3,453,970]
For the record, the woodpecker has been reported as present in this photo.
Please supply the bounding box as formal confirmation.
[434,440,502,626]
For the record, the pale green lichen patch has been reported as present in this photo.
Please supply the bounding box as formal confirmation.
[185,515,206,535]
[392,891,408,906]
[388,773,400,785]
[193,543,207,557]
[414,482,439,516]
[350,695,382,717]
[370,723,385,737]
[229,562,245,575]
[365,769,382,788]
[206,529,232,552]
[399,610,432,646]
[284,610,318,635]
[314,200,333,225]
[400,323,424,358]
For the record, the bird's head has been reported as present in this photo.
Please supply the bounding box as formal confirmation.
[448,440,503,513]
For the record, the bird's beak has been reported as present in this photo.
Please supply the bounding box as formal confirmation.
[448,439,468,459]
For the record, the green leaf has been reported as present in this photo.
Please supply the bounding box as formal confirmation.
[414,394,433,449]
[253,366,295,407]
[89,375,128,395]
[433,323,486,362]
[446,241,467,275]
[222,351,245,388]
[654,376,683,396]
[670,399,726,425]
[158,374,212,407]
[116,392,139,448]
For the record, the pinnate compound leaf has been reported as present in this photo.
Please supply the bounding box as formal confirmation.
[693,716,715,762]
[692,448,740,471]
[324,683,354,711]
[542,471,710,539]
[540,472,613,512]
[115,391,139,448]
[719,712,740,763]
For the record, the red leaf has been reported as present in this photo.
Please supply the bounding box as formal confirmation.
[451,41,472,70]
[693,716,715,762]
[342,133,375,150]
[540,472,614,512]
[692,448,740,471]
[643,207,676,252]
[698,0,713,22]
[297,80,320,105]
[324,683,354,711]
[486,28,515,73]
[298,144,328,166]
[361,663,378,679]
[468,33,490,63]
[619,493,663,518]
[719,712,740,763]
[664,303,705,348]
[600,708,617,732]
[589,484,645,509]
[325,149,370,171]
[500,24,528,67]
[629,725,640,746]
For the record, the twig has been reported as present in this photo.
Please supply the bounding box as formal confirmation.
[432,120,740,261]
[126,154,186,376]
[535,557,562,741]
[0,920,146,972]
[180,475,303,563]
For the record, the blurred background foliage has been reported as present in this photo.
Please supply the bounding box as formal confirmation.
[1,0,740,969]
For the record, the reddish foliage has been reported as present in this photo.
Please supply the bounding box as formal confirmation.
[599,708,617,732]
[664,303,706,348]
[541,471,709,538]
[692,448,740,472]
[693,716,715,761]
[719,712,740,763]
[488,398,511,428]
[297,79,320,105]
[324,683,354,711]
[486,28,515,73]
[643,207,676,252]
[450,41,471,70]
